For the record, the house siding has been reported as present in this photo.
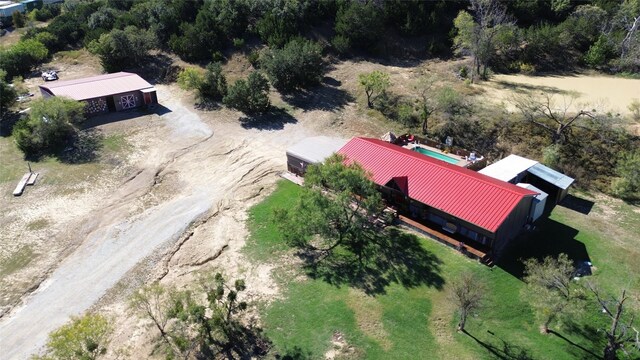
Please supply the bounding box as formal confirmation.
[286,154,312,175]
[83,97,109,115]
[493,196,534,258]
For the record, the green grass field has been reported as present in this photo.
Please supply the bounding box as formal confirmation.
[245,181,639,359]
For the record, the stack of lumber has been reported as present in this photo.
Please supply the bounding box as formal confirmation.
[13,172,39,196]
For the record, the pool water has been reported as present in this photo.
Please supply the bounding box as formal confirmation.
[413,147,459,164]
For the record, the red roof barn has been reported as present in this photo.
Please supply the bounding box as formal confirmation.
[39,72,158,115]
[338,137,538,259]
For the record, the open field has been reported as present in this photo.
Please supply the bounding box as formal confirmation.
[0,50,638,358]
[245,181,639,359]
[479,73,640,117]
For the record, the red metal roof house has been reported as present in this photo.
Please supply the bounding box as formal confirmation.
[39,72,158,115]
[338,137,538,259]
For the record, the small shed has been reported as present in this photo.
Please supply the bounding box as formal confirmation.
[478,154,574,211]
[39,72,158,115]
[517,183,548,222]
[478,154,538,184]
[286,136,348,175]
[526,163,574,205]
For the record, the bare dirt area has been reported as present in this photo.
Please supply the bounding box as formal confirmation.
[479,73,640,116]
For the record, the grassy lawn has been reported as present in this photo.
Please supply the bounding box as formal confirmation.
[246,181,639,359]
[0,130,132,190]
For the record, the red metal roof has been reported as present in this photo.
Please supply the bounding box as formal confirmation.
[337,138,537,233]
[39,72,154,101]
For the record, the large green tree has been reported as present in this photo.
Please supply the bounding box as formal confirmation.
[261,38,324,93]
[274,154,385,263]
[0,39,48,79]
[0,70,17,118]
[88,26,156,72]
[12,97,85,157]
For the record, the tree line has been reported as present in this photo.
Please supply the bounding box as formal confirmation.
[2,0,639,84]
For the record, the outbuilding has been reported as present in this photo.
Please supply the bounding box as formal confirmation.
[39,72,158,115]
[286,136,348,175]
[0,3,24,20]
[479,154,574,211]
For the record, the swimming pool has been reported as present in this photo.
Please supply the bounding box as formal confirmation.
[413,147,459,164]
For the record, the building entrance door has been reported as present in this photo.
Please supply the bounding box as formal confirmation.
[106,96,116,111]
[120,94,136,109]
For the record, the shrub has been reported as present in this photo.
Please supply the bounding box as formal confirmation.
[396,103,419,127]
[331,35,350,55]
[201,62,227,101]
[12,11,26,28]
[257,12,292,48]
[458,66,469,79]
[33,32,58,51]
[32,4,60,22]
[628,99,640,122]
[223,72,270,115]
[542,144,561,169]
[584,35,613,68]
[261,38,324,93]
[436,86,464,115]
[518,62,536,74]
[88,26,156,72]
[610,150,640,199]
[232,38,245,48]
[37,314,113,360]
[247,51,260,68]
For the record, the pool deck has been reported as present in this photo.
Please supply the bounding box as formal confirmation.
[405,143,470,167]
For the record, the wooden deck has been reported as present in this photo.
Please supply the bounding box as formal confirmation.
[398,215,489,262]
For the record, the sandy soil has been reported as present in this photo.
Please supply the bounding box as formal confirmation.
[479,73,640,116]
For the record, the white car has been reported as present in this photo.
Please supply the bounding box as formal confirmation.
[41,71,58,81]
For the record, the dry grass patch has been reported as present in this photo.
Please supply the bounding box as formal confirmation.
[0,246,35,278]
[26,218,50,231]
[345,288,392,351]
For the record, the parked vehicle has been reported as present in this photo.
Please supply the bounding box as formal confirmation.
[41,70,58,81]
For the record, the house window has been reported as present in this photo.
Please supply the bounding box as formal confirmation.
[442,222,457,234]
